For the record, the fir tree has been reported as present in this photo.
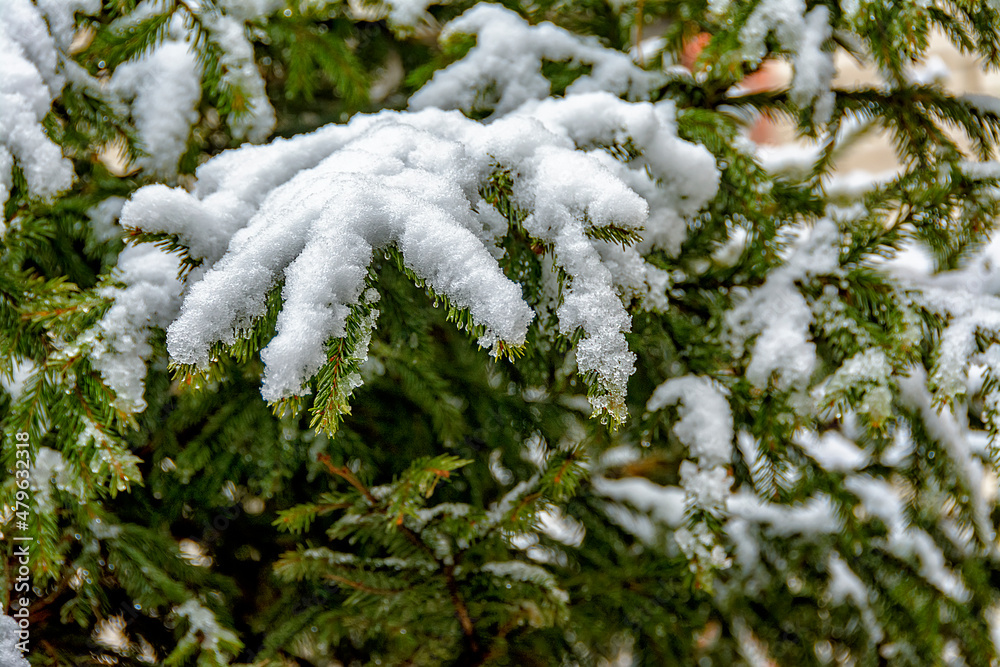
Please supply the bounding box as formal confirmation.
[5,0,1000,665]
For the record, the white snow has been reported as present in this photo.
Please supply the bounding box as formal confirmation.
[675,522,732,570]
[794,429,868,472]
[215,0,285,21]
[410,4,656,117]
[0,613,29,667]
[86,196,125,243]
[963,93,1000,117]
[827,552,884,642]
[173,599,241,656]
[524,94,719,257]
[910,274,1000,407]
[727,491,841,536]
[198,8,275,142]
[880,241,936,278]
[166,114,536,401]
[6,0,1000,658]
[740,0,836,124]
[846,475,969,601]
[641,375,733,566]
[486,476,540,526]
[89,516,121,540]
[35,0,101,47]
[726,219,841,389]
[99,0,277,147]
[0,148,12,210]
[647,376,733,466]
[0,0,87,206]
[592,476,686,527]
[732,617,774,667]
[110,36,202,178]
[90,245,185,413]
[990,605,1000,658]
[826,552,867,607]
[737,430,772,495]
[601,502,658,544]
[813,348,894,426]
[908,55,950,86]
[647,375,733,514]
[538,506,585,546]
[385,0,438,28]
[897,366,994,544]
[1,357,36,401]
[117,87,717,419]
[482,560,569,604]
[679,461,731,513]
[882,420,915,467]
[31,446,67,513]
[121,121,372,265]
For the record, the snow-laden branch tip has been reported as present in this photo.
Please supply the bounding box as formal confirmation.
[89,4,720,422]
[103,0,279,172]
[725,219,842,390]
[410,4,657,117]
[0,0,97,206]
[102,76,717,421]
[647,375,734,569]
[739,0,836,124]
[110,31,202,179]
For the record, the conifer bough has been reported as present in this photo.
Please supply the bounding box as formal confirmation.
[4,0,1000,665]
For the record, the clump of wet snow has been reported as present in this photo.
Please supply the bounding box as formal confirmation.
[114,88,718,419]
[0,0,96,206]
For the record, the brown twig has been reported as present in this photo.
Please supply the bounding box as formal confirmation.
[552,458,572,485]
[42,640,59,662]
[317,453,378,504]
[29,574,69,613]
[444,564,477,647]
[323,574,401,595]
[397,523,480,655]
[316,453,479,650]
[473,610,528,666]
[20,305,81,320]
[509,492,542,522]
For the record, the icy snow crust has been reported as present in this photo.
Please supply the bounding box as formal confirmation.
[106,6,720,421]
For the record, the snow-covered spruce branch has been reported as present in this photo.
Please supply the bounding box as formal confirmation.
[94,0,280,151]
[95,5,721,426]
[0,0,96,207]
[77,0,291,185]
[408,3,658,116]
[14,0,1000,662]
[0,0,290,208]
[105,90,717,425]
